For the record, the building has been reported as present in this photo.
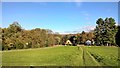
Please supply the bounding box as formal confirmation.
[85,40,91,45]
[65,40,72,45]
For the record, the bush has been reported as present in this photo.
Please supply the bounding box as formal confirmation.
[15,42,24,49]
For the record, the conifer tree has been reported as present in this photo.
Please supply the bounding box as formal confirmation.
[94,18,117,46]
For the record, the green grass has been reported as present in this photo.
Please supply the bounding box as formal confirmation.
[81,46,100,66]
[85,46,119,66]
[2,46,83,66]
[2,45,119,66]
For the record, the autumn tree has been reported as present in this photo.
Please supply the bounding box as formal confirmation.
[8,21,22,33]
[81,31,87,44]
[61,35,70,45]
[2,22,61,50]
[55,36,61,45]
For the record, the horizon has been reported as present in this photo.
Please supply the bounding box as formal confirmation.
[2,2,118,34]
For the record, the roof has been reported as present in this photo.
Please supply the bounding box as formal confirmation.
[65,40,72,44]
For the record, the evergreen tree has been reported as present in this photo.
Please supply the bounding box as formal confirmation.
[94,18,117,46]
[115,26,120,47]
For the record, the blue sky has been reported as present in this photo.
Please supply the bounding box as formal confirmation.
[2,2,118,34]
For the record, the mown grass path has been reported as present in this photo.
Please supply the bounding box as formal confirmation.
[80,46,101,66]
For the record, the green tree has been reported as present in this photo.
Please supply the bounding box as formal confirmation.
[94,18,104,45]
[94,18,117,46]
[115,26,120,47]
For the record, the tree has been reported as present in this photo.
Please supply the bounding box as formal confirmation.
[81,31,87,44]
[55,36,61,45]
[94,18,104,45]
[76,33,81,44]
[61,35,70,45]
[69,35,77,46]
[104,18,117,46]
[94,18,117,46]
[115,26,120,47]
[8,21,22,33]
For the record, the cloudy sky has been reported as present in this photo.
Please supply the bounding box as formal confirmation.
[2,2,118,34]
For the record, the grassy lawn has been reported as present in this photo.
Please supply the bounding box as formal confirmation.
[85,46,119,66]
[2,45,119,66]
[81,46,100,66]
[2,46,83,66]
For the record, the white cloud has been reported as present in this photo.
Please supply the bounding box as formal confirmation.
[116,22,120,26]
[59,30,80,34]
[58,25,95,34]
[75,25,95,32]
[82,26,95,32]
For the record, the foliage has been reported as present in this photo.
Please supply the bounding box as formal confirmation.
[2,17,118,50]
[61,31,94,46]
[115,26,120,47]
[94,18,118,46]
[2,22,62,50]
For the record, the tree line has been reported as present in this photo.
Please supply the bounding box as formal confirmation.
[0,17,120,50]
[1,22,62,50]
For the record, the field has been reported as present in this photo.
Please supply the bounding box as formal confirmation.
[86,46,119,66]
[2,45,120,66]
